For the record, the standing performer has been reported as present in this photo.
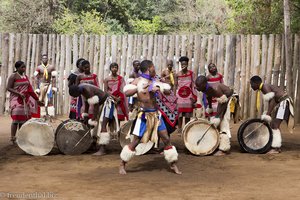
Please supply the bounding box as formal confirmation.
[119,60,181,175]
[92,63,128,155]
[204,63,224,117]
[67,58,85,120]
[158,59,178,134]
[250,76,294,154]
[7,61,40,144]
[128,60,141,114]
[175,56,197,135]
[34,54,57,117]
[76,60,99,119]
[195,75,233,156]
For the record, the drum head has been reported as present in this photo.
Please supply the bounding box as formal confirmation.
[183,118,220,156]
[118,120,154,156]
[237,118,272,154]
[55,120,92,155]
[17,118,54,156]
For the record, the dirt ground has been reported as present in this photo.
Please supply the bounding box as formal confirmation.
[1,116,300,200]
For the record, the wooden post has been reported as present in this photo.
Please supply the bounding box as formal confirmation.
[266,34,275,84]
[104,35,111,79]
[240,35,246,119]
[64,35,72,115]
[157,35,163,73]
[235,35,241,94]
[126,35,133,79]
[223,35,231,84]
[142,35,148,60]
[72,34,79,70]
[99,35,106,88]
[15,33,21,62]
[217,35,225,75]
[293,34,300,123]
[58,35,65,115]
[88,35,95,67]
[174,35,180,71]
[147,35,154,60]
[162,35,169,71]
[111,35,117,62]
[26,34,32,76]
[120,35,127,77]
[79,35,84,58]
[21,34,28,63]
[280,35,286,89]
[199,36,208,74]
[273,35,281,86]
[193,35,201,76]
[244,35,251,119]
[284,0,293,96]
[93,35,100,75]
[0,33,9,114]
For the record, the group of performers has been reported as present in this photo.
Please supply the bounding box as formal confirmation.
[6,54,295,175]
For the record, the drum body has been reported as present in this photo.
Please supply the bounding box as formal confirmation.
[16,118,54,156]
[183,118,220,156]
[118,120,154,156]
[55,120,92,155]
[237,118,272,154]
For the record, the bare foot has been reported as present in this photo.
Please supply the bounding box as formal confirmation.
[10,137,16,145]
[119,162,127,175]
[170,163,182,175]
[93,145,106,156]
[213,150,226,156]
[177,128,182,137]
[267,148,281,154]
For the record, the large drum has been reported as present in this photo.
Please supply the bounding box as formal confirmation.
[55,120,92,155]
[16,118,54,156]
[183,118,220,156]
[237,118,272,154]
[118,120,154,156]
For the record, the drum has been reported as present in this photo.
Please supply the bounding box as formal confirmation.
[183,118,220,156]
[237,118,272,154]
[55,120,92,155]
[16,118,54,156]
[118,120,154,156]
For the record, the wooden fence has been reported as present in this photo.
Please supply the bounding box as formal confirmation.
[0,33,299,123]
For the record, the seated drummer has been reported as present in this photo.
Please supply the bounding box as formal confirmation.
[69,83,109,146]
[195,75,233,156]
[119,60,181,175]
[250,76,294,154]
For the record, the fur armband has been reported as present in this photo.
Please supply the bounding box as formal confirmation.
[81,113,89,118]
[87,95,99,105]
[261,114,272,123]
[206,107,213,114]
[123,84,138,93]
[137,78,148,93]
[216,94,228,104]
[120,145,136,162]
[35,89,40,94]
[88,119,98,126]
[154,82,171,93]
[263,92,275,102]
[52,87,57,92]
[163,146,178,163]
[210,117,221,127]
[51,71,57,77]
[126,78,135,84]
[33,71,39,76]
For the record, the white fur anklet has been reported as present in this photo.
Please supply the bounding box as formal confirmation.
[164,146,178,163]
[81,112,89,118]
[98,132,110,145]
[219,133,230,152]
[271,129,282,148]
[88,119,98,126]
[120,145,136,162]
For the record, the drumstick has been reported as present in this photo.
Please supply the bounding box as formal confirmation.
[244,124,264,139]
[72,129,91,149]
[196,124,212,145]
[23,98,29,119]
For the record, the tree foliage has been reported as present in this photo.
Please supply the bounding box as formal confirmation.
[0,0,300,34]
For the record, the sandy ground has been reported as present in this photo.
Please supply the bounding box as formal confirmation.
[0,116,300,200]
